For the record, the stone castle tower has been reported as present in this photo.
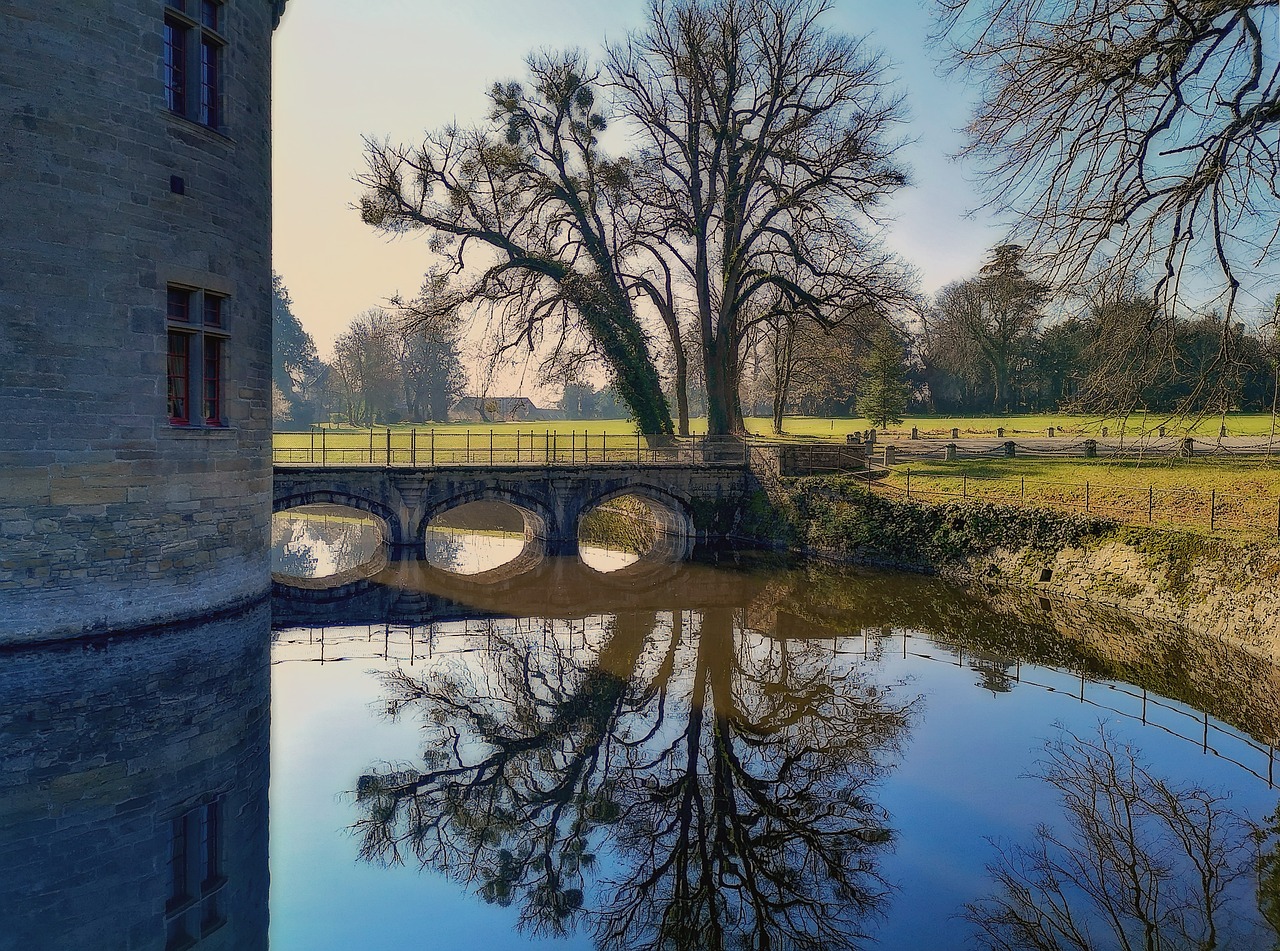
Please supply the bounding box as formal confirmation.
[1,1,287,644]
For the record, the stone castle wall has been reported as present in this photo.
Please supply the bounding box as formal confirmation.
[0,1,277,643]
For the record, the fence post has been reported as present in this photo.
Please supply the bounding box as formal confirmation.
[546,431,551,463]
[369,427,374,465]
[1085,482,1090,513]
[412,428,417,467]
[430,429,435,467]
[1148,485,1154,523]
[322,427,327,465]
[906,469,911,500]
[310,426,315,464]
[1021,476,1025,503]
[466,430,470,463]
[1210,489,1216,531]
[490,429,494,466]
[962,474,967,499]
[386,428,391,466]
[636,432,641,463]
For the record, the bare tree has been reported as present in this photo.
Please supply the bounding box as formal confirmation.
[938,0,1280,327]
[610,0,915,435]
[966,726,1266,950]
[331,308,401,427]
[359,52,675,438]
[395,275,468,422]
[923,245,1049,412]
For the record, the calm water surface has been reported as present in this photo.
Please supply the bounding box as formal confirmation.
[4,515,1279,950]
[266,511,1280,951]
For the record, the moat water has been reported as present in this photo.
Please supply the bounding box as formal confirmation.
[4,507,1280,950]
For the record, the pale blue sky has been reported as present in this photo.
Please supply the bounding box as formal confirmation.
[271,0,1001,359]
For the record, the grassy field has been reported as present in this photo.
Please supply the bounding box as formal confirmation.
[276,411,1280,446]
[877,457,1280,537]
[757,413,1280,440]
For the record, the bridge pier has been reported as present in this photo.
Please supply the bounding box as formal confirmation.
[543,535,580,558]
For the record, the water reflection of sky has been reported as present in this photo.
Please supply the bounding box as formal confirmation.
[272,506,384,579]
[422,526,641,575]
[276,505,644,580]
[270,600,1280,951]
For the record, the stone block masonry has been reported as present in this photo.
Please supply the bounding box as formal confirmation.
[0,2,280,643]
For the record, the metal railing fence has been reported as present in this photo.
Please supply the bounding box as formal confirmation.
[273,429,750,468]
[875,468,1280,537]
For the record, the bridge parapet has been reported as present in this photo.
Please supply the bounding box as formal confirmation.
[273,431,752,469]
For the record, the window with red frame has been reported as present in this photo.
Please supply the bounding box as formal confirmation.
[163,17,188,116]
[199,37,220,128]
[167,285,228,428]
[167,331,191,424]
[202,293,222,327]
[202,337,222,424]
[164,2,223,131]
[168,286,192,323]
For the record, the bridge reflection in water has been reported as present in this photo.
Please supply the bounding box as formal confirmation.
[0,606,270,951]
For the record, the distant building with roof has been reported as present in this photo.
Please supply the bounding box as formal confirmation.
[449,397,564,423]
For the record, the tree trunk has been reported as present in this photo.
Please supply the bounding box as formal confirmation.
[704,329,745,437]
[673,343,690,437]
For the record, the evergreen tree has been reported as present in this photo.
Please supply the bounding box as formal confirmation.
[857,324,911,428]
[272,273,322,424]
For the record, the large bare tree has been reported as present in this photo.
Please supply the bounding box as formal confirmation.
[610,0,914,435]
[938,0,1280,325]
[359,53,675,438]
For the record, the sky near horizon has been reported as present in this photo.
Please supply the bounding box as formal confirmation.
[270,0,1003,372]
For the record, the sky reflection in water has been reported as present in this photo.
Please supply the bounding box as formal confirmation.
[269,516,1280,950]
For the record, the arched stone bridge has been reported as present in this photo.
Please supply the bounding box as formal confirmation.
[272,462,753,556]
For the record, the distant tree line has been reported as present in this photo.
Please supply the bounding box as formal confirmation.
[271,273,467,430]
[916,247,1279,416]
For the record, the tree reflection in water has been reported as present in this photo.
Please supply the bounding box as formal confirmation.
[966,726,1276,951]
[353,608,915,950]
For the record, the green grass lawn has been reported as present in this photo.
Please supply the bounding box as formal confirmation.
[275,411,1280,447]
[877,457,1280,537]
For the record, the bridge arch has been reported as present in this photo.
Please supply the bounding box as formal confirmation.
[576,482,697,566]
[272,490,402,545]
[578,482,696,537]
[415,486,560,550]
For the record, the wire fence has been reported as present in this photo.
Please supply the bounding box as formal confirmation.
[836,629,1279,788]
[273,429,751,468]
[871,467,1280,537]
[857,434,1280,463]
